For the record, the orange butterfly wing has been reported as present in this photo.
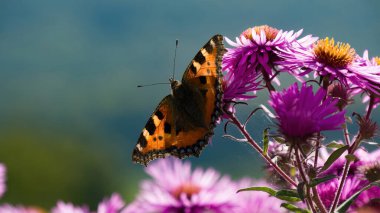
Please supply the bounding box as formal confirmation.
[132,96,175,165]
[132,35,225,166]
[182,34,225,129]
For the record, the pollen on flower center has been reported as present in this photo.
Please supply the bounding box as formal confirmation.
[171,182,201,199]
[241,25,279,41]
[374,56,380,66]
[313,37,356,68]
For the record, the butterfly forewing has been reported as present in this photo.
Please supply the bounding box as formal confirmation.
[181,34,225,131]
[182,34,225,81]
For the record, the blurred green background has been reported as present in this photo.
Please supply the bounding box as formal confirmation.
[0,0,379,210]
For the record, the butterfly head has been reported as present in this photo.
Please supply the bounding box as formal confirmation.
[170,78,181,90]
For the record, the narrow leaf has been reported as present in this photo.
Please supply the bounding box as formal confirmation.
[296,182,305,201]
[280,203,311,213]
[326,141,345,149]
[363,141,380,147]
[276,196,301,202]
[222,134,248,142]
[309,174,337,187]
[345,154,357,162]
[274,137,286,144]
[336,181,380,213]
[276,189,299,197]
[345,115,352,124]
[321,145,349,172]
[263,128,269,156]
[276,189,301,202]
[290,166,297,177]
[237,186,276,196]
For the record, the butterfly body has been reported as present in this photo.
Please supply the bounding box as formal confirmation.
[133,35,225,166]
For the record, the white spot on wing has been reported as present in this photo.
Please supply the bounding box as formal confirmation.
[152,115,160,126]
[192,61,201,71]
[143,129,149,137]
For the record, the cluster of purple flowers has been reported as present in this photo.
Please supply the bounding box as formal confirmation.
[125,158,286,213]
[316,148,380,211]
[0,159,286,213]
[1,149,378,212]
[221,25,380,213]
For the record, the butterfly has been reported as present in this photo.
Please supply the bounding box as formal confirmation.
[132,35,225,166]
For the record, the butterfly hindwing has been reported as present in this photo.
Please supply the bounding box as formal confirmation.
[132,96,175,165]
[132,95,211,166]
[133,35,225,166]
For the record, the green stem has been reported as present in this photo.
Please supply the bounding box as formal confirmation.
[329,160,351,212]
[329,134,363,212]
[228,113,297,187]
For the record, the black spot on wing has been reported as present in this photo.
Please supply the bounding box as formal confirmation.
[138,134,148,148]
[146,118,156,135]
[164,122,171,134]
[199,76,207,84]
[204,42,213,54]
[200,89,208,97]
[155,110,164,120]
[194,51,206,65]
[158,136,163,140]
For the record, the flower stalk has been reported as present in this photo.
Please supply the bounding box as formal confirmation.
[227,112,297,187]
[329,134,364,212]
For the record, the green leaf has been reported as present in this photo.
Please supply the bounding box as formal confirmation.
[276,189,299,198]
[345,154,357,162]
[237,186,276,196]
[363,141,380,147]
[321,145,349,172]
[276,189,301,202]
[274,137,286,144]
[336,180,380,213]
[296,182,305,201]
[345,115,352,124]
[263,128,269,156]
[290,166,297,177]
[309,174,337,187]
[280,203,311,213]
[326,141,346,149]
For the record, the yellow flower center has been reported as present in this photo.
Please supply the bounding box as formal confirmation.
[313,37,356,68]
[171,182,201,199]
[374,56,380,66]
[241,25,279,41]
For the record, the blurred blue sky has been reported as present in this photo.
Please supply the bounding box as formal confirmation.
[0,0,379,209]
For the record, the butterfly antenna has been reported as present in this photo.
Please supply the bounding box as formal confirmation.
[171,39,179,81]
[137,82,170,88]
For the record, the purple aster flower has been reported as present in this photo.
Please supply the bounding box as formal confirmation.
[327,82,354,110]
[359,50,380,110]
[52,201,90,213]
[264,141,294,188]
[317,147,380,211]
[234,178,285,213]
[124,158,237,213]
[0,204,44,213]
[0,163,6,198]
[97,193,125,213]
[222,25,317,100]
[277,38,380,95]
[268,83,346,142]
